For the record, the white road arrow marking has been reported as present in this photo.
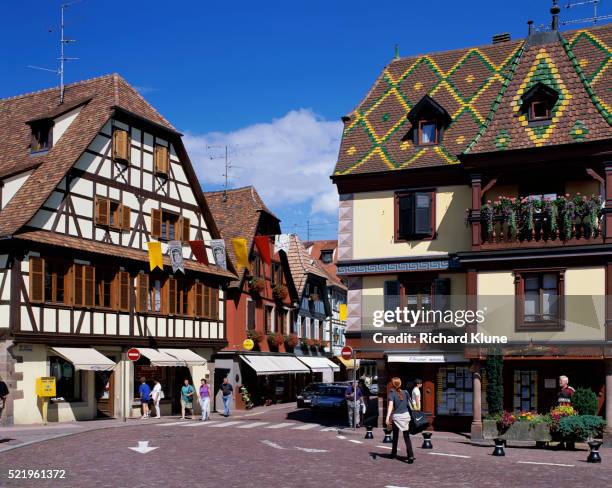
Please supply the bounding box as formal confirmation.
[294,446,328,453]
[128,441,158,454]
[261,440,287,450]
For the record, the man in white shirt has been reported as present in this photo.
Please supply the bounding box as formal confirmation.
[411,379,422,411]
[151,379,162,418]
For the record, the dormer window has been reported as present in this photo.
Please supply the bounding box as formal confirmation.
[407,95,451,147]
[30,120,53,153]
[520,82,558,125]
[320,250,333,264]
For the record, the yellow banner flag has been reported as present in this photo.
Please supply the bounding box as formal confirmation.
[147,241,163,271]
[339,303,347,321]
[231,238,251,271]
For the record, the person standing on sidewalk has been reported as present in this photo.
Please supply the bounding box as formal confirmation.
[180,379,195,419]
[151,379,162,418]
[138,377,151,419]
[199,378,210,421]
[385,377,415,463]
[558,375,575,406]
[411,379,422,411]
[0,378,9,421]
[345,382,363,428]
[220,377,233,417]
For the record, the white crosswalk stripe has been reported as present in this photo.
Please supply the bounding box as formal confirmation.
[266,422,296,429]
[159,421,190,427]
[292,423,320,430]
[236,422,270,429]
[207,421,246,428]
[182,421,220,427]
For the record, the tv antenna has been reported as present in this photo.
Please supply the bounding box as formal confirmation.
[28,2,80,103]
[207,144,244,202]
[562,0,612,25]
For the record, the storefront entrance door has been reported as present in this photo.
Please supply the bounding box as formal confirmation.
[95,370,114,418]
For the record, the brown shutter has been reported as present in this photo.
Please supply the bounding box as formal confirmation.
[96,198,110,226]
[137,273,149,312]
[73,264,83,307]
[121,205,131,231]
[113,129,130,162]
[194,282,203,317]
[154,145,169,175]
[151,208,162,238]
[167,278,177,315]
[211,287,219,320]
[118,271,130,311]
[29,257,45,303]
[203,285,211,318]
[84,266,95,308]
[181,217,190,243]
[187,282,195,316]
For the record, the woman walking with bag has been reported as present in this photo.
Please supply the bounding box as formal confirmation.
[384,377,415,464]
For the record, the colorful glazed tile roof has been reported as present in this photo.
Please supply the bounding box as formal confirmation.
[333,23,612,177]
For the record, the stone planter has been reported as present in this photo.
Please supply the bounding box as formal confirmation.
[483,419,552,442]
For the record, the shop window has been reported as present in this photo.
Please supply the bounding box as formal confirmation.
[30,119,53,153]
[515,270,564,331]
[436,366,473,415]
[513,370,538,412]
[49,356,81,402]
[395,191,435,241]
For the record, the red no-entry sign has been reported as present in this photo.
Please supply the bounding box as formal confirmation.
[127,348,141,361]
[341,345,353,360]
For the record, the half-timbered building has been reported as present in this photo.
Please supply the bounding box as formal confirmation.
[0,74,235,424]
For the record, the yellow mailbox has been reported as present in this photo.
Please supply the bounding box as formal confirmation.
[36,377,56,397]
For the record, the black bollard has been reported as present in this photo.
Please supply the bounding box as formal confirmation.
[587,440,602,463]
[382,428,393,443]
[421,431,433,449]
[365,425,374,439]
[492,438,505,456]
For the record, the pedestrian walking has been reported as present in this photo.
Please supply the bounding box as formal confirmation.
[345,382,363,428]
[411,378,422,411]
[180,379,195,419]
[138,377,151,419]
[0,377,9,421]
[558,375,575,406]
[385,377,415,463]
[199,378,210,421]
[358,379,371,427]
[151,378,162,418]
[220,377,233,417]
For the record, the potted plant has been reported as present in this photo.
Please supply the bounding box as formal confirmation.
[267,332,284,347]
[249,277,266,293]
[284,333,299,350]
[247,329,264,344]
[272,284,288,301]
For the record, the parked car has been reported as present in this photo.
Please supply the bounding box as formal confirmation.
[310,385,347,412]
[297,383,327,408]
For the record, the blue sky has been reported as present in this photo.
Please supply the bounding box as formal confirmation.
[0,0,594,239]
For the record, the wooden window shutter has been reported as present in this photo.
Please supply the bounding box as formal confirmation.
[73,264,84,307]
[154,145,169,175]
[194,282,203,317]
[384,280,401,313]
[96,198,110,226]
[211,287,219,320]
[433,278,451,312]
[137,273,149,312]
[29,257,45,303]
[397,193,414,239]
[187,282,195,316]
[83,266,95,308]
[121,205,131,231]
[118,271,130,311]
[181,217,190,242]
[151,208,162,238]
[168,278,177,315]
[113,129,130,162]
[414,192,433,236]
[203,285,211,318]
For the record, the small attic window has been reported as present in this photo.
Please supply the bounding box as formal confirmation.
[30,120,53,153]
[407,95,451,147]
[520,82,558,125]
[320,250,333,264]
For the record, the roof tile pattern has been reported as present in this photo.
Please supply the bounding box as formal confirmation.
[334,24,612,176]
[287,235,330,294]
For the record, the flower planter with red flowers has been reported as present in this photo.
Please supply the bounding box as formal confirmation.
[284,333,299,350]
[247,329,264,344]
[249,277,266,294]
[272,284,289,301]
[267,332,284,347]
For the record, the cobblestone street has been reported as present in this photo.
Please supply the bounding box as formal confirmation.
[1,406,609,488]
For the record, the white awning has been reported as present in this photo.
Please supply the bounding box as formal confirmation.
[239,355,310,376]
[297,356,340,373]
[139,348,184,367]
[51,347,116,371]
[159,349,207,367]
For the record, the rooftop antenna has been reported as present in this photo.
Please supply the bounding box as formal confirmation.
[28,2,79,104]
[562,0,612,25]
[207,144,245,202]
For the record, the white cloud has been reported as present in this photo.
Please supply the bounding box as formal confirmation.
[183,109,343,216]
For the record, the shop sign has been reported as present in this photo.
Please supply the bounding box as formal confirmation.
[36,377,56,397]
[243,339,254,351]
